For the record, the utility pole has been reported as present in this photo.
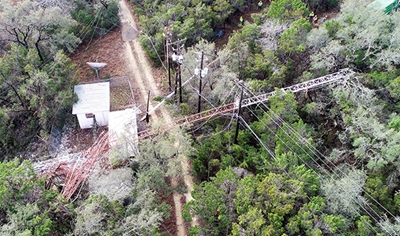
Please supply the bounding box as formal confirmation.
[164,27,186,101]
[194,51,209,113]
[146,90,150,123]
[198,51,204,113]
[164,26,172,91]
[234,88,243,144]
[171,39,185,103]
[177,40,183,103]
[178,62,182,103]
[174,67,178,96]
[168,60,172,91]
[167,42,172,91]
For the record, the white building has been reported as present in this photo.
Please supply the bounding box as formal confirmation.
[72,82,110,129]
[108,108,139,157]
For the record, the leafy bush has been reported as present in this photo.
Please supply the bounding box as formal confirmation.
[0,159,74,235]
[132,0,248,65]
[321,0,340,11]
[0,46,77,158]
[71,0,120,41]
[267,0,308,21]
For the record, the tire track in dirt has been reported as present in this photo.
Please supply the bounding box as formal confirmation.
[120,2,170,121]
[123,29,187,236]
[119,1,198,235]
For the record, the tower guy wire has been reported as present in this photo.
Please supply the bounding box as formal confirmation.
[238,79,398,235]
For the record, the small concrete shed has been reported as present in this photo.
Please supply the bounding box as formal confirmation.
[108,108,139,157]
[72,82,110,129]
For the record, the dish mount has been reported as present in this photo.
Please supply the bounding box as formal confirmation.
[87,62,107,80]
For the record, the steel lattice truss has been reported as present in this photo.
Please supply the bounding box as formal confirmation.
[241,68,351,107]
[39,131,112,201]
[61,131,111,200]
[37,69,352,200]
[138,68,352,139]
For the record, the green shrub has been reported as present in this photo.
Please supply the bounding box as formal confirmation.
[71,1,120,41]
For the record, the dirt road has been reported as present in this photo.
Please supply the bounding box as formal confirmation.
[119,1,197,235]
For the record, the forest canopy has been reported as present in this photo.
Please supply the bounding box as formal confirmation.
[160,0,400,235]
[0,0,400,235]
[0,0,120,158]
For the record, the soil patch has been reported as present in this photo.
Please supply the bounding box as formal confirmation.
[64,123,108,153]
[70,27,127,83]
[160,178,178,236]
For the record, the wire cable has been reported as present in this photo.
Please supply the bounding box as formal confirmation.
[239,82,396,235]
[244,84,398,221]
[241,97,381,234]
[188,85,239,134]
[238,110,373,235]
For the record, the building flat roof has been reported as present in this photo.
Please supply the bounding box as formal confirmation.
[108,108,139,156]
[72,82,110,114]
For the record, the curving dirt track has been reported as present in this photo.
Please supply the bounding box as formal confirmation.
[70,1,198,234]
[118,1,197,235]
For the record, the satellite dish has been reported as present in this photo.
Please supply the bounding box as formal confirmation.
[87,62,107,69]
[86,62,107,80]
